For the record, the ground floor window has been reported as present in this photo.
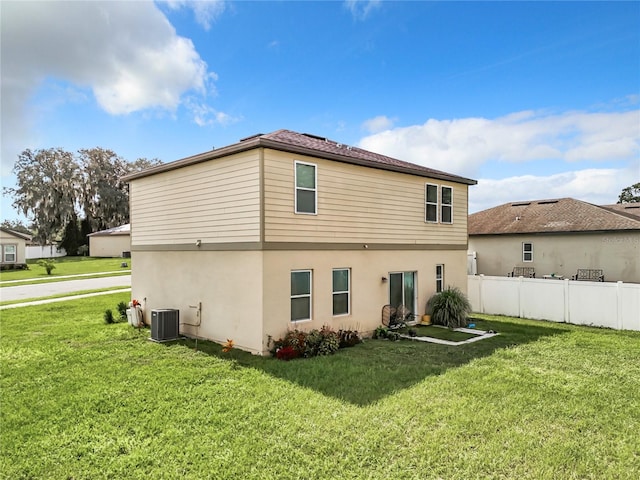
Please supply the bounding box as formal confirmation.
[389,271,417,314]
[291,270,312,321]
[3,245,16,263]
[436,264,444,292]
[332,268,350,316]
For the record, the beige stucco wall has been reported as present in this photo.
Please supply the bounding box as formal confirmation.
[130,247,467,354]
[469,231,640,283]
[89,234,131,257]
[131,250,264,354]
[263,149,469,245]
[0,231,27,265]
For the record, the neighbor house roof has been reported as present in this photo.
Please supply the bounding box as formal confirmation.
[122,129,477,186]
[0,227,32,241]
[88,224,131,237]
[599,203,640,220]
[469,198,640,235]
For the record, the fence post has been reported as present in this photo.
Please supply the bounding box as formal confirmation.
[617,281,623,330]
[564,278,570,324]
[518,276,524,318]
[478,274,484,314]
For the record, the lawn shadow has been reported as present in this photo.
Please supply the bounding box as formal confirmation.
[168,316,568,407]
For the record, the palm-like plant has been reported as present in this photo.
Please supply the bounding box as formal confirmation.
[426,287,472,329]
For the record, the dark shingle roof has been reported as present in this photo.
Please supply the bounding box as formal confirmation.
[469,198,640,235]
[599,203,640,220]
[0,227,32,241]
[123,129,476,185]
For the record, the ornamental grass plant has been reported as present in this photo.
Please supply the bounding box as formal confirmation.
[426,286,472,329]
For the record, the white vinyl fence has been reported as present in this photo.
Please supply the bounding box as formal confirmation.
[468,275,640,332]
[26,245,66,259]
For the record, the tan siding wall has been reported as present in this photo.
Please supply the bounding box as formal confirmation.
[130,152,261,245]
[263,150,468,245]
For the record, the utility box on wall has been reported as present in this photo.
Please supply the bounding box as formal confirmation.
[151,309,180,342]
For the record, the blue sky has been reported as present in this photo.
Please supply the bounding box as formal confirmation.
[2,0,639,221]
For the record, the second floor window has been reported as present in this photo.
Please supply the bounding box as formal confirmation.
[425,184,438,222]
[295,161,317,214]
[523,242,533,262]
[441,186,453,224]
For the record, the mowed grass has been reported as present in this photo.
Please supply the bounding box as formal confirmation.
[0,257,130,284]
[1,294,639,479]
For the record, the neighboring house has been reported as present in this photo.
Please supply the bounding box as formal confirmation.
[468,198,640,283]
[0,227,30,269]
[124,129,477,354]
[88,224,131,257]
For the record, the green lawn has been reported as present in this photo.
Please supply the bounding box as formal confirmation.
[2,294,639,479]
[0,257,130,284]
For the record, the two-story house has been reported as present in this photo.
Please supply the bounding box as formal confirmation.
[123,130,476,354]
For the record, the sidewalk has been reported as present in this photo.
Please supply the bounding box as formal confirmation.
[0,288,131,310]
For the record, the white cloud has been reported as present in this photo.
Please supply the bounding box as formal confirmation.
[470,168,634,213]
[358,107,640,212]
[163,0,227,31]
[362,115,396,134]
[0,0,225,170]
[358,109,640,178]
[344,0,382,20]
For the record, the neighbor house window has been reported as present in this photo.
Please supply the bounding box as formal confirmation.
[436,264,444,293]
[425,184,438,222]
[3,245,16,263]
[295,161,317,214]
[332,268,350,316]
[523,243,533,262]
[291,270,312,321]
[441,186,453,224]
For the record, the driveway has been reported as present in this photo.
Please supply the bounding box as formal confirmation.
[0,275,131,302]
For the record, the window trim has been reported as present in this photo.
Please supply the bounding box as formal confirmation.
[425,183,438,223]
[3,244,17,263]
[441,186,453,224]
[294,161,317,215]
[291,269,312,322]
[436,264,444,293]
[522,242,533,262]
[332,268,351,317]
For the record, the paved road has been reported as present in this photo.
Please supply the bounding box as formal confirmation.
[0,275,131,302]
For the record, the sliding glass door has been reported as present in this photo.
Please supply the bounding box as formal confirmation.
[389,271,417,314]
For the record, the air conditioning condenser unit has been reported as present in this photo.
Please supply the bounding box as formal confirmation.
[151,309,180,342]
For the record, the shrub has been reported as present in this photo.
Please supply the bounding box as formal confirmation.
[271,326,341,360]
[373,326,388,339]
[338,329,361,348]
[317,326,340,356]
[426,287,472,329]
[103,309,115,324]
[116,301,128,321]
[37,259,56,275]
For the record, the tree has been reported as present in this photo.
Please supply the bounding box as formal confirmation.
[78,148,129,231]
[617,183,640,204]
[59,217,81,256]
[4,148,162,244]
[4,148,80,245]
